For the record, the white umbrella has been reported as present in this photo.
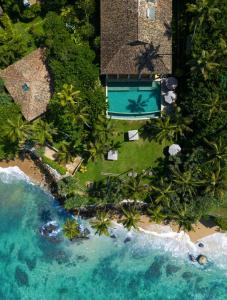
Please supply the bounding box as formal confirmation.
[168,144,181,156]
[164,91,177,104]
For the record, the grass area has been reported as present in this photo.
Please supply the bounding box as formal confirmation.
[13,17,45,54]
[75,120,166,187]
[210,197,227,218]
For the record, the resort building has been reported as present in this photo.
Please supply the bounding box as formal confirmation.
[101,0,172,119]
[0,48,51,121]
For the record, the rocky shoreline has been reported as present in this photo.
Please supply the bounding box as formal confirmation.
[0,156,225,244]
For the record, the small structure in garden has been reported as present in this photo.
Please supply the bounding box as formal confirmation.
[128,130,139,141]
[65,156,83,175]
[107,150,118,161]
[168,144,181,156]
[44,146,58,161]
[0,48,52,121]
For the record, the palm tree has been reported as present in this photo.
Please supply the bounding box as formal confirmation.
[170,165,205,197]
[189,50,220,80]
[119,207,140,231]
[148,206,166,224]
[150,115,177,144]
[205,170,226,200]
[63,219,80,240]
[55,141,73,164]
[3,115,30,146]
[57,84,81,107]
[124,173,148,200]
[32,119,57,145]
[187,0,220,35]
[150,110,192,144]
[172,204,196,232]
[204,137,227,168]
[150,178,174,207]
[201,95,227,120]
[57,84,90,128]
[91,211,111,236]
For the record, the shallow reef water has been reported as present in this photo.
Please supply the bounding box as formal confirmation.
[0,167,227,300]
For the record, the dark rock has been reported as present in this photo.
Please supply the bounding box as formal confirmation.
[198,243,204,248]
[124,237,131,243]
[182,272,193,280]
[83,228,90,236]
[197,255,208,265]
[146,260,162,279]
[166,264,180,276]
[15,267,29,287]
[25,257,37,271]
[76,255,88,262]
[110,234,116,239]
[188,254,197,262]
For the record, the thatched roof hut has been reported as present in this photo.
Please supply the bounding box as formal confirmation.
[0,48,52,121]
[101,0,172,75]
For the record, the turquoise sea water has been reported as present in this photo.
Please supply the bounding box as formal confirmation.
[0,167,227,300]
[108,81,161,118]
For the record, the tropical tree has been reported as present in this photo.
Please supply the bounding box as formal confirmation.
[57,84,81,107]
[119,207,140,231]
[91,211,111,236]
[3,115,30,146]
[123,173,148,200]
[57,84,90,127]
[32,119,57,145]
[204,137,227,168]
[187,0,220,34]
[189,50,220,80]
[148,206,166,224]
[150,109,192,144]
[170,165,205,197]
[55,141,74,163]
[150,115,176,144]
[205,169,226,200]
[201,95,227,120]
[150,178,174,207]
[63,219,80,240]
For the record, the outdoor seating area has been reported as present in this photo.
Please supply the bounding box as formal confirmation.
[128,130,139,141]
[107,150,118,161]
[161,77,178,106]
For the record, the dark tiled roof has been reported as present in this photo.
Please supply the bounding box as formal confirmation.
[0,48,52,121]
[101,0,172,75]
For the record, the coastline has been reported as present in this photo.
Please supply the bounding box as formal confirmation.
[137,215,223,243]
[0,157,48,188]
[0,158,226,244]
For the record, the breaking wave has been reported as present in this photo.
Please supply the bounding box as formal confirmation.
[0,166,31,184]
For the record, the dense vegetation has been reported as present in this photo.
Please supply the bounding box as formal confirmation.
[0,0,226,234]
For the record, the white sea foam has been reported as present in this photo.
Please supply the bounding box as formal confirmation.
[112,222,227,269]
[0,166,31,184]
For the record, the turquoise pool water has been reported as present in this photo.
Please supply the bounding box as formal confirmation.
[0,167,227,300]
[107,81,161,119]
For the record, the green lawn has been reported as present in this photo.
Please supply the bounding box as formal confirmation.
[75,120,166,187]
[210,196,227,218]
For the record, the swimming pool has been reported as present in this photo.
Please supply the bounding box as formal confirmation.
[107,81,161,119]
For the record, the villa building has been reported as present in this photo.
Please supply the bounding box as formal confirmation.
[101,0,172,119]
[0,48,52,121]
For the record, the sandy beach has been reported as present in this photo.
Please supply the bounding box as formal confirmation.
[138,215,222,243]
[0,157,46,186]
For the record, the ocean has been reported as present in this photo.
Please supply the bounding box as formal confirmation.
[0,166,227,300]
